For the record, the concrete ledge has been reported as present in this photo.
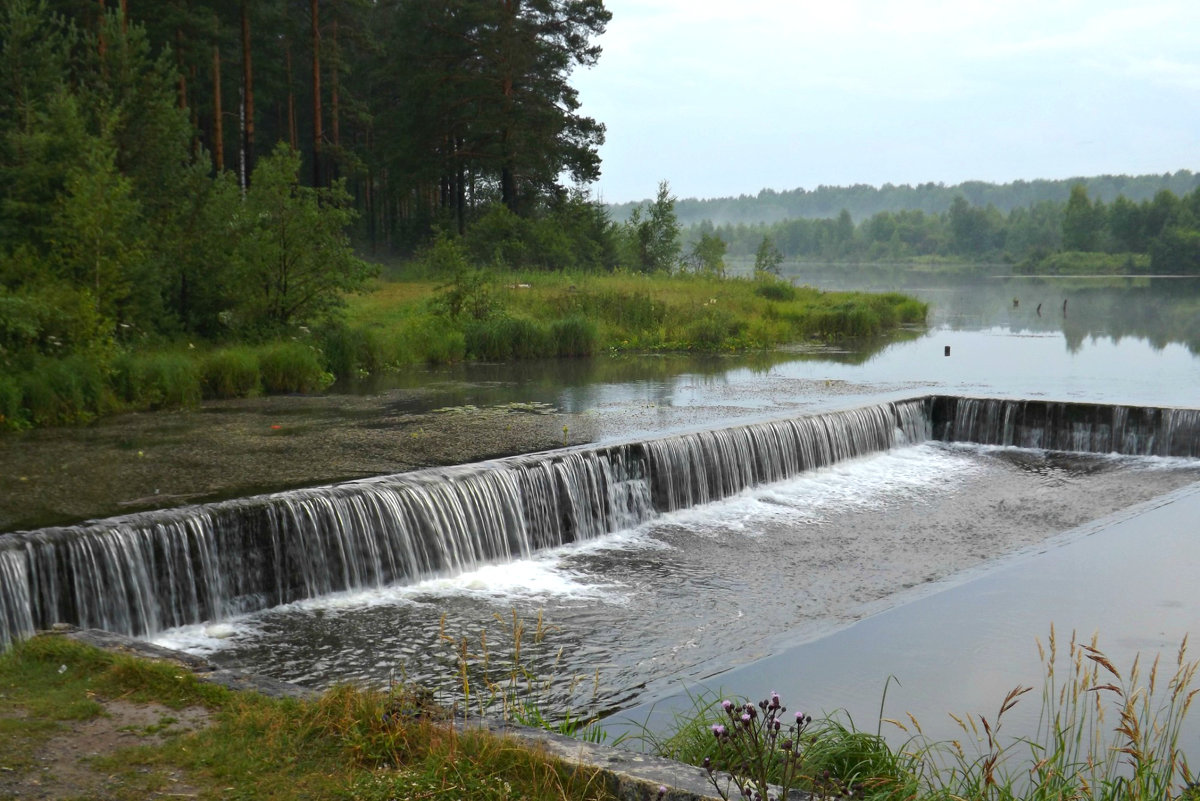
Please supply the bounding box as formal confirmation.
[53,625,319,701]
[44,627,810,800]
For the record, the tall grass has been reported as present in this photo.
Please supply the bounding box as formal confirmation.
[257,341,333,393]
[1,271,926,430]
[645,630,1200,800]
[200,346,261,399]
[111,351,203,410]
[434,610,609,743]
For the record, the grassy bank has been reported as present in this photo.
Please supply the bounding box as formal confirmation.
[3,627,1197,800]
[0,635,612,801]
[637,628,1199,801]
[0,271,926,431]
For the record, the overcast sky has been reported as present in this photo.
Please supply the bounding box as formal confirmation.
[571,1,1200,204]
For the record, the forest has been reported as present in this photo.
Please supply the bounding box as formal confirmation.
[2,0,1197,433]
[689,182,1200,275]
[0,1,624,387]
[626,171,1200,228]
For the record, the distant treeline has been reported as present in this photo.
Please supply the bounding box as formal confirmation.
[614,171,1200,228]
[682,183,1200,275]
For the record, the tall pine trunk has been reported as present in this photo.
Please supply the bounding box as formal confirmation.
[310,0,323,187]
[330,15,340,181]
[241,0,255,185]
[212,20,224,173]
[286,43,297,150]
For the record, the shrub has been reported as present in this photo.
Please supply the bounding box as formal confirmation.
[684,308,742,351]
[112,351,202,409]
[466,316,550,361]
[754,281,797,302]
[550,316,598,357]
[0,373,24,429]
[258,341,332,394]
[201,348,261,399]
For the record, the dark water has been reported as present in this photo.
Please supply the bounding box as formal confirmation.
[138,272,1200,750]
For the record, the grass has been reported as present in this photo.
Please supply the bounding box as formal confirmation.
[0,635,614,801]
[636,628,1200,800]
[0,270,925,430]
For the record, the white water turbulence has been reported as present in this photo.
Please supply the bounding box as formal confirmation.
[0,399,928,649]
[151,443,972,689]
[156,438,1200,720]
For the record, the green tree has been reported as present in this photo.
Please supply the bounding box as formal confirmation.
[625,180,681,273]
[688,231,727,276]
[46,115,147,328]
[373,0,610,237]
[228,144,374,332]
[1062,184,1102,252]
[754,235,783,276]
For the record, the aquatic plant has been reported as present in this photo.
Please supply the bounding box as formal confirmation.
[651,629,1200,800]
[434,609,610,743]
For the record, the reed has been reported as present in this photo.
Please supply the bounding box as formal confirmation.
[647,630,1200,800]
[257,341,333,394]
[434,609,609,743]
[200,346,261,399]
[111,350,203,410]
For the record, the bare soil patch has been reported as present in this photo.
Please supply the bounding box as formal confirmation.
[0,699,212,800]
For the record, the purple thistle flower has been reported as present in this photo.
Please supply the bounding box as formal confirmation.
[722,699,734,712]
[741,712,752,725]
[712,723,727,737]
[770,691,781,709]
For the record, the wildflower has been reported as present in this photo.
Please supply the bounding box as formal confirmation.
[770,691,781,709]
[741,713,752,726]
[722,699,734,712]
[712,723,727,737]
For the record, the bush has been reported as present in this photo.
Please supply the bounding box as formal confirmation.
[17,354,113,425]
[684,308,742,351]
[201,348,261,399]
[112,351,202,409]
[0,374,23,429]
[258,342,332,394]
[753,281,797,302]
[550,316,598,357]
[466,316,550,361]
[317,322,398,380]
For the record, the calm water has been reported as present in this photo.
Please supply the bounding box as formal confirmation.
[154,273,1200,750]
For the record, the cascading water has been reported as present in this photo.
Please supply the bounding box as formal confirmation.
[932,397,1200,457]
[0,399,929,649]
[5,395,1198,651]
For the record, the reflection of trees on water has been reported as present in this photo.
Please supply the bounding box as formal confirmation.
[785,267,1200,356]
[342,332,916,412]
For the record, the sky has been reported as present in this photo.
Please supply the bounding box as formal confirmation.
[570,0,1200,204]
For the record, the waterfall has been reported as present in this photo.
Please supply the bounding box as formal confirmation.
[931,397,1200,457]
[0,399,929,648]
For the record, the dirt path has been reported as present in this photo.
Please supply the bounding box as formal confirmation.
[0,699,212,800]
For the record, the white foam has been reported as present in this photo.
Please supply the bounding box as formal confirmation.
[659,443,980,531]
